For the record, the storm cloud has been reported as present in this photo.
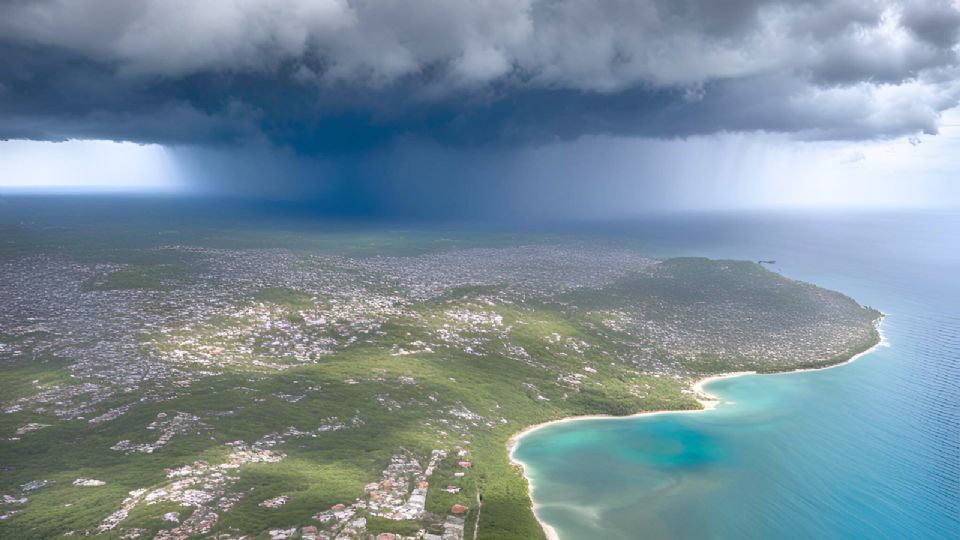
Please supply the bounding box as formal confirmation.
[1,0,959,150]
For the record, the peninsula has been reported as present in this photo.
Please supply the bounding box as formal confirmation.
[0,227,882,540]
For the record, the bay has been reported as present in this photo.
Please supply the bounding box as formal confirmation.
[513,211,960,540]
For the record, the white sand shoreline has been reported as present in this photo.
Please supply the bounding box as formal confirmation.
[507,316,886,540]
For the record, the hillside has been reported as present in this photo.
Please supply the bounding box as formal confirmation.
[0,228,881,540]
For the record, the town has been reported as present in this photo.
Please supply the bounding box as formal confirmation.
[0,232,881,539]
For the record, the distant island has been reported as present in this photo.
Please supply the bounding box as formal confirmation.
[0,226,881,539]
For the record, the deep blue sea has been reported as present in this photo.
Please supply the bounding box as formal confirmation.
[514,211,960,540]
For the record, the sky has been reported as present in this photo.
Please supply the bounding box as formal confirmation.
[1,0,959,218]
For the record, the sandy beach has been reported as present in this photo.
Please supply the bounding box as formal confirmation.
[508,316,886,540]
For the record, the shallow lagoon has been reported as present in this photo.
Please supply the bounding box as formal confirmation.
[514,212,959,539]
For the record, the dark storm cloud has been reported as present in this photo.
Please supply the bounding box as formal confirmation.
[902,0,960,47]
[1,0,959,151]
[0,40,262,144]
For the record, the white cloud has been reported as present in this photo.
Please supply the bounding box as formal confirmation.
[4,1,957,90]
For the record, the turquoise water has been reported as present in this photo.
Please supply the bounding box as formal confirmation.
[514,212,960,540]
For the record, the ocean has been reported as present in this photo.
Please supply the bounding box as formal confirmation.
[512,211,960,540]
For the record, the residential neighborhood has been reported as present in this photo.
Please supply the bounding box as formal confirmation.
[1,239,880,539]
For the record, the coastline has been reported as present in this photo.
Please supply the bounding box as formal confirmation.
[508,316,886,540]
